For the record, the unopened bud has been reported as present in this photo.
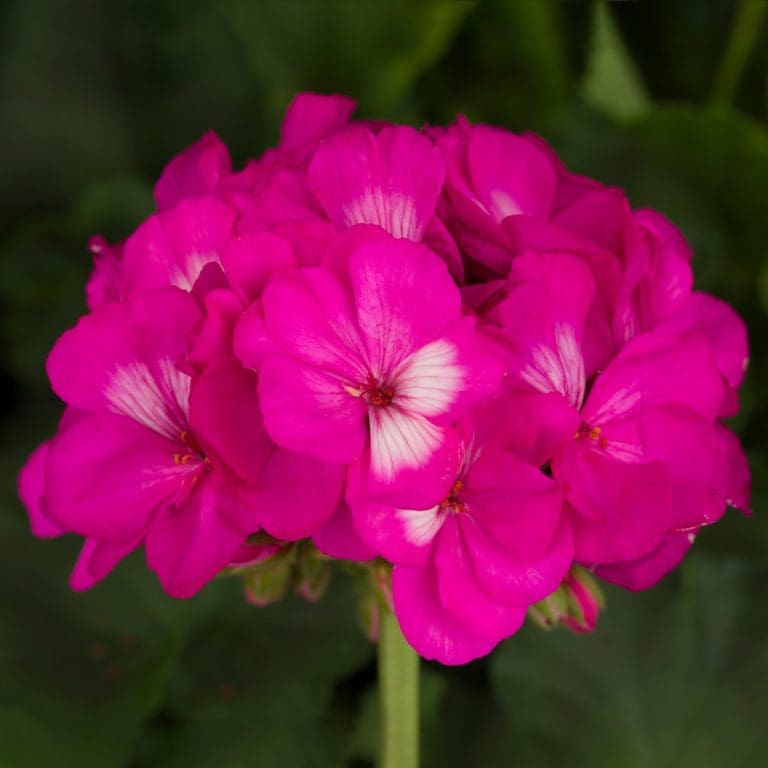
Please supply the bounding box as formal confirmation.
[528,566,604,633]
[242,546,294,607]
[562,566,604,633]
[293,543,332,602]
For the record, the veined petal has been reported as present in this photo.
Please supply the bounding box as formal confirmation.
[349,237,462,375]
[309,125,445,241]
[45,412,197,541]
[123,196,237,295]
[258,353,367,463]
[145,475,246,598]
[368,407,445,482]
[392,339,464,418]
[392,562,503,665]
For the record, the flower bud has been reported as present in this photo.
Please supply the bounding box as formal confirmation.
[242,546,294,608]
[562,566,604,633]
[528,566,604,633]
[293,542,332,602]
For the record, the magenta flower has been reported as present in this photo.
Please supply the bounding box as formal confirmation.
[17,92,752,670]
[350,413,572,665]
[238,232,501,505]
[484,249,750,565]
[30,287,342,596]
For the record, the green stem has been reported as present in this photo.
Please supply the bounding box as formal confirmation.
[378,609,419,768]
[710,0,767,105]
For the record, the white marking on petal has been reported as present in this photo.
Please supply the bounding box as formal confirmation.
[589,386,642,426]
[369,407,443,482]
[170,250,220,291]
[392,340,464,417]
[397,505,445,546]
[519,322,585,407]
[342,191,420,240]
[600,440,645,462]
[105,359,190,439]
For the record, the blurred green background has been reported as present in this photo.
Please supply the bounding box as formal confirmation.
[1,1,767,766]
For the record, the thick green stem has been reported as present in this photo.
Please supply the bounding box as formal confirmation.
[378,609,419,768]
[711,0,767,105]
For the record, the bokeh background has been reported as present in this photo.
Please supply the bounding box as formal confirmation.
[2,1,768,766]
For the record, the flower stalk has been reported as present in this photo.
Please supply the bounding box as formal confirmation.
[378,608,419,768]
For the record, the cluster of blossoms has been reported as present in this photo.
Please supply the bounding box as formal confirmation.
[19,93,750,664]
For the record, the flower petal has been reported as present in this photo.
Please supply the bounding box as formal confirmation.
[18,440,65,538]
[45,412,194,541]
[258,353,367,463]
[144,475,246,598]
[312,500,376,561]
[392,562,503,665]
[69,536,143,591]
[309,125,445,241]
[122,196,237,295]
[154,131,232,210]
[246,448,344,540]
[434,517,529,639]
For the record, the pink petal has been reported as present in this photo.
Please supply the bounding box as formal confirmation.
[245,447,344,540]
[188,288,245,368]
[392,562,503,665]
[85,236,124,310]
[279,92,357,157]
[553,186,630,252]
[494,252,595,407]
[145,475,246,598]
[308,125,445,241]
[122,196,237,295]
[220,231,297,302]
[154,131,233,210]
[258,353,367,463]
[594,530,696,591]
[47,302,135,413]
[188,357,274,487]
[349,237,462,373]
[45,412,196,541]
[349,491,440,568]
[459,513,574,606]
[482,390,581,467]
[463,449,564,560]
[271,219,339,267]
[434,518,529,640]
[69,536,143,591]
[312,500,376,561]
[18,441,65,538]
[466,124,557,220]
[366,408,456,502]
[261,267,365,378]
[660,292,748,414]
[583,331,725,426]
[560,449,673,563]
[422,216,464,284]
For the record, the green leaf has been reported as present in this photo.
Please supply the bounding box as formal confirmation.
[489,556,768,768]
[581,1,650,120]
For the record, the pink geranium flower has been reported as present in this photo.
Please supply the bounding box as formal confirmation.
[30,287,342,596]
[238,232,501,506]
[350,413,572,665]
[483,249,750,565]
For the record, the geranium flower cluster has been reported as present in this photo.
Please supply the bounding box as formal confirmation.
[19,93,750,664]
